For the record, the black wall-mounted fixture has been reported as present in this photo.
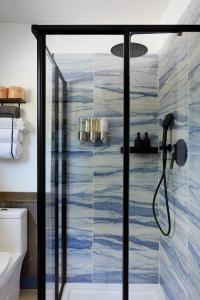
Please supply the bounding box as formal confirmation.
[111,42,148,58]
[152,113,174,236]
[120,132,158,154]
[120,146,158,154]
[171,139,187,169]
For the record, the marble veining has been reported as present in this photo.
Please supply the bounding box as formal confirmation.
[54,52,159,284]
[159,1,200,299]
[46,7,200,297]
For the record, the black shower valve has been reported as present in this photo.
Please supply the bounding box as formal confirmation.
[170,151,176,169]
[170,139,187,169]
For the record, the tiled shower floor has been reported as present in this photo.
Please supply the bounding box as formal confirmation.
[61,284,166,300]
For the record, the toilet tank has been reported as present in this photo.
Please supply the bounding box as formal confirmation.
[0,208,27,254]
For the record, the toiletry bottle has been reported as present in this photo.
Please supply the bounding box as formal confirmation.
[100,117,109,143]
[134,132,142,148]
[79,118,87,143]
[143,132,151,148]
[97,117,101,141]
[90,118,97,143]
[85,119,90,141]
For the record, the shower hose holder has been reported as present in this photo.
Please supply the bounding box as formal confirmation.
[159,144,172,152]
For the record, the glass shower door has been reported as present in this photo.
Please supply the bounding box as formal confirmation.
[128,33,160,299]
[44,31,131,300]
[45,49,67,300]
[58,76,67,297]
[48,34,125,299]
[45,51,56,300]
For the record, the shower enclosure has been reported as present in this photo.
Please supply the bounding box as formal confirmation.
[32,25,200,300]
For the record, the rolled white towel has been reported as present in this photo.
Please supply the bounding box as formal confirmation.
[0,118,26,133]
[0,129,24,143]
[0,143,22,159]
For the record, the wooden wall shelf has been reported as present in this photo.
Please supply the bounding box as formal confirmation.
[0,98,26,105]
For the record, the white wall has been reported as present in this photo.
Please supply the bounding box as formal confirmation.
[0,23,37,192]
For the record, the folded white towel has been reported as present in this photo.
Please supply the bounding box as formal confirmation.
[0,143,22,159]
[0,118,26,133]
[0,129,24,144]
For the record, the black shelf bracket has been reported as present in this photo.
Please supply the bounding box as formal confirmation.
[0,98,26,107]
[0,98,26,117]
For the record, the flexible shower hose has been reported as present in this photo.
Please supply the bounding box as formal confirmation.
[152,133,171,236]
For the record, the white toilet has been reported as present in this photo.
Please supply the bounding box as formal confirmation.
[0,208,27,300]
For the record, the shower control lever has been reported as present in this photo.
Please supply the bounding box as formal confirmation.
[170,151,176,169]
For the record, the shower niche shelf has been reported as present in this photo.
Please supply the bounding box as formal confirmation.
[120,146,158,154]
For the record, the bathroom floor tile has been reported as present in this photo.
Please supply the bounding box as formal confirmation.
[19,289,37,300]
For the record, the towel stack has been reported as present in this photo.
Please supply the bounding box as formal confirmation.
[0,118,26,159]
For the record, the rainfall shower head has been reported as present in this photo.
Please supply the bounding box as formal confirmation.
[111,42,148,58]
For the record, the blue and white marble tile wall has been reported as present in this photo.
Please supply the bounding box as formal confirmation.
[159,1,200,298]
[185,27,200,300]
[55,52,159,284]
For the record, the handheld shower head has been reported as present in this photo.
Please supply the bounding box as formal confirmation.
[153,113,175,236]
[162,113,174,131]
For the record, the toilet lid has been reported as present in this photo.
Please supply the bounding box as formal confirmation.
[0,252,10,277]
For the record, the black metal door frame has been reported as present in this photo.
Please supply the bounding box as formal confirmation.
[60,80,67,299]
[32,25,200,300]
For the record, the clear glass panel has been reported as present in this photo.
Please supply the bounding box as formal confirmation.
[127,31,200,300]
[158,32,191,300]
[129,33,160,298]
[46,34,124,299]
[45,52,66,299]
[45,51,56,299]
[58,77,63,293]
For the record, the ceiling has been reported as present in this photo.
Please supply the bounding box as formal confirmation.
[46,0,191,55]
[47,34,168,55]
[0,0,192,54]
[0,0,172,24]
